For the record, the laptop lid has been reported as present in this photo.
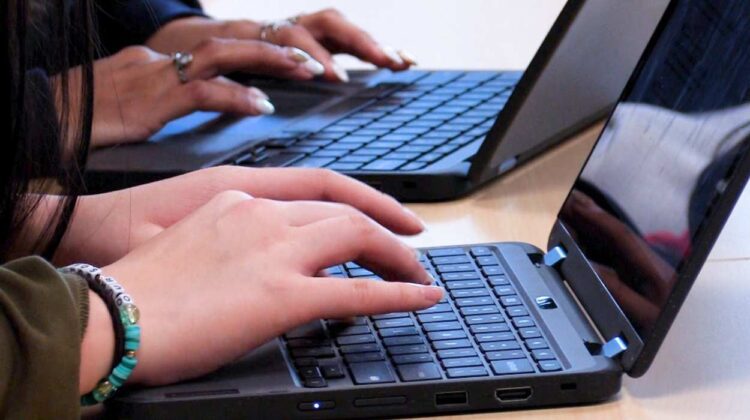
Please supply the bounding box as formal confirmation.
[470,0,670,183]
[551,0,750,377]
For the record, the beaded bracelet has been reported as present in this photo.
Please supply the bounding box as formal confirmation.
[61,264,141,405]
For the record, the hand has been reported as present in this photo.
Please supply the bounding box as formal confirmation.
[89,190,441,386]
[53,167,424,267]
[560,190,676,329]
[145,10,417,83]
[76,42,327,147]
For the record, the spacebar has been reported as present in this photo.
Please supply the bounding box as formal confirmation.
[250,153,305,168]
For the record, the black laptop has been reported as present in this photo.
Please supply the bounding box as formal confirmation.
[109,1,750,417]
[84,0,668,201]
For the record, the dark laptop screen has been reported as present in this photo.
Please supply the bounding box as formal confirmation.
[558,0,750,335]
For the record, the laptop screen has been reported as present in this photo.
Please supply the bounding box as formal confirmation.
[558,0,750,336]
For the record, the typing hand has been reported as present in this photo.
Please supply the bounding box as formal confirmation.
[145,9,416,83]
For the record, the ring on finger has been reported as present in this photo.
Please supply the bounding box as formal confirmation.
[259,14,305,43]
[170,51,194,84]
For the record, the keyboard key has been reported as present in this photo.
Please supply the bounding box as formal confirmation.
[437,348,478,359]
[443,280,484,290]
[506,307,529,317]
[482,266,505,276]
[488,276,510,286]
[493,286,516,296]
[378,327,419,337]
[388,344,429,355]
[329,325,370,336]
[303,377,328,388]
[285,321,326,339]
[455,297,494,307]
[349,361,396,384]
[320,362,346,379]
[291,347,336,358]
[349,268,375,277]
[460,306,500,316]
[337,155,375,164]
[340,343,381,354]
[525,339,549,350]
[344,352,385,363]
[491,359,534,375]
[470,323,510,334]
[538,360,562,372]
[416,303,453,314]
[327,162,362,171]
[286,338,332,348]
[397,362,442,382]
[427,330,467,341]
[499,295,523,307]
[475,332,515,343]
[465,314,504,325]
[293,358,318,367]
[361,159,407,171]
[480,341,521,352]
[432,339,472,350]
[451,288,490,299]
[352,148,390,156]
[531,349,556,361]
[392,353,433,365]
[295,157,335,168]
[441,272,481,282]
[485,350,526,361]
[298,366,323,379]
[441,357,483,368]
[400,162,427,171]
[371,312,410,320]
[432,255,471,265]
[375,318,414,329]
[417,312,458,323]
[427,248,466,258]
[519,328,542,339]
[436,264,476,273]
[383,151,418,160]
[513,317,536,328]
[383,335,425,347]
[336,335,376,346]
[446,367,488,378]
[422,321,463,332]
[470,247,493,257]
[476,256,500,266]
[416,153,445,163]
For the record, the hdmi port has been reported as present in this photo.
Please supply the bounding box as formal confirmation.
[495,387,532,402]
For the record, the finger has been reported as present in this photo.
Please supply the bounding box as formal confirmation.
[271,25,348,82]
[304,277,443,319]
[162,78,275,124]
[300,12,414,71]
[275,201,361,226]
[186,38,325,81]
[294,214,432,284]
[199,167,425,235]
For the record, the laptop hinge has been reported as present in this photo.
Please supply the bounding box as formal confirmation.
[602,336,628,358]
[543,245,567,267]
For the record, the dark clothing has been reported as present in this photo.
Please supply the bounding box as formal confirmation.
[95,0,206,55]
[0,257,89,419]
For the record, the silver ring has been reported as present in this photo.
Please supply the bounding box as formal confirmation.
[259,15,304,43]
[171,51,193,84]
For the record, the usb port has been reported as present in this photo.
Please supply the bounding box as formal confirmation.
[495,387,532,402]
[435,391,468,406]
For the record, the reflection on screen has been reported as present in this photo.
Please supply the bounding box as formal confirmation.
[558,0,750,334]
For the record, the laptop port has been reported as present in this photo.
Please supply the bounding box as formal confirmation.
[495,387,532,402]
[435,391,468,406]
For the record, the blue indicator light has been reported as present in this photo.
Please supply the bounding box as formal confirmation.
[313,402,321,409]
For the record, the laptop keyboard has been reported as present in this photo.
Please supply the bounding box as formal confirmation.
[282,246,563,388]
[229,71,520,172]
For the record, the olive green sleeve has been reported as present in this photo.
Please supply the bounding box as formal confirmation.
[0,256,89,419]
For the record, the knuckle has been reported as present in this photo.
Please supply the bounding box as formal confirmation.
[349,279,375,303]
[197,37,226,57]
[120,45,159,63]
[184,80,212,103]
[213,189,253,206]
[346,214,376,237]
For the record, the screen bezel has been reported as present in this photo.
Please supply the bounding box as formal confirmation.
[548,0,750,376]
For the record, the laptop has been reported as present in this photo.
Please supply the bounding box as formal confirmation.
[84,0,669,202]
[108,1,750,417]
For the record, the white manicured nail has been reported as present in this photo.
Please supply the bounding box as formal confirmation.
[304,59,325,76]
[254,98,275,115]
[332,62,350,83]
[288,47,311,63]
[398,50,418,66]
[381,45,404,65]
[249,87,269,100]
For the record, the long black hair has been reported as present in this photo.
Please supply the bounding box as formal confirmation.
[0,0,94,261]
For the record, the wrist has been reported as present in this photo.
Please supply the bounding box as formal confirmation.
[79,289,115,393]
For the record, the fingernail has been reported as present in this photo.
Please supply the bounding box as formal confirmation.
[288,47,311,63]
[332,62,350,83]
[254,97,275,115]
[304,59,325,76]
[403,207,426,229]
[249,87,269,100]
[398,49,418,66]
[422,285,444,302]
[381,45,404,65]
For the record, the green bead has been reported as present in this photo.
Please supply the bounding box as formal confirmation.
[125,339,139,351]
[119,303,140,325]
[92,380,114,402]
[108,373,124,388]
[121,355,138,369]
[124,324,141,340]
[81,394,98,406]
[113,364,132,379]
